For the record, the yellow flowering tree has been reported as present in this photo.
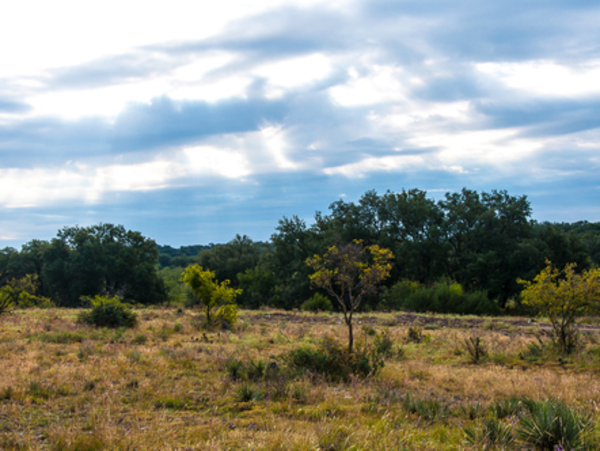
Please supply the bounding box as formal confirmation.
[306,240,394,352]
[181,264,241,328]
[519,261,600,354]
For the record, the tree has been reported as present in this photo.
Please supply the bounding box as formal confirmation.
[181,264,241,328]
[519,261,600,354]
[43,224,166,306]
[306,240,394,352]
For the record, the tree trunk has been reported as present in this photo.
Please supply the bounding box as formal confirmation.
[347,318,354,353]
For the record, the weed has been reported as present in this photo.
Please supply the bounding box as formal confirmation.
[406,326,424,344]
[34,331,84,344]
[490,396,524,419]
[235,383,263,402]
[464,417,514,449]
[154,396,187,410]
[402,392,447,422]
[225,358,245,381]
[459,402,487,420]
[517,398,594,450]
[519,336,549,362]
[317,425,353,451]
[131,333,147,345]
[0,386,14,401]
[464,336,487,363]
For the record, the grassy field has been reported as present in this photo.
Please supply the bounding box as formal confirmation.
[1,308,600,450]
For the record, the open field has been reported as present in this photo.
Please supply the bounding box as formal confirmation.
[2,308,600,450]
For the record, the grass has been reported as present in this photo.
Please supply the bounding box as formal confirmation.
[0,307,599,450]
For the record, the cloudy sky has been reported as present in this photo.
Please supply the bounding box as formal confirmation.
[1,0,599,248]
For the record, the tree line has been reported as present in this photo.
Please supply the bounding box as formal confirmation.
[1,188,599,313]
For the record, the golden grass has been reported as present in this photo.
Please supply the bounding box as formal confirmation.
[1,308,599,450]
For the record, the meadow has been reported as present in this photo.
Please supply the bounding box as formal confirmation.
[1,308,600,450]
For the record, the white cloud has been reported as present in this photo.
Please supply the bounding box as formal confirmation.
[329,64,407,106]
[476,60,600,98]
[253,53,332,98]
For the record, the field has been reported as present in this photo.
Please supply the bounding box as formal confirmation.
[1,308,600,450]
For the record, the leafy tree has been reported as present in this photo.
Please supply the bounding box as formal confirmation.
[306,240,393,352]
[181,264,241,328]
[519,261,600,354]
[198,234,264,287]
[43,224,166,306]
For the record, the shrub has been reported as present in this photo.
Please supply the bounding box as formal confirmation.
[77,296,137,328]
[384,279,501,315]
[517,398,594,450]
[235,383,263,402]
[300,293,333,312]
[0,292,12,317]
[464,336,487,364]
[286,336,383,382]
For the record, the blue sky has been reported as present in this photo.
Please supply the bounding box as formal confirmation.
[1,0,600,248]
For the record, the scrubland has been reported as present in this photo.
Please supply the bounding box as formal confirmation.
[1,308,600,450]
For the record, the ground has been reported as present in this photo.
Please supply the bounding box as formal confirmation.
[1,308,599,450]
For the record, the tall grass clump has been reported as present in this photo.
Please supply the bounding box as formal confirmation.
[77,295,137,328]
[517,398,594,450]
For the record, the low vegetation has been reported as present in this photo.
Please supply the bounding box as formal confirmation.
[1,307,600,450]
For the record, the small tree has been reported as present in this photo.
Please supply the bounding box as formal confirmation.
[181,264,241,328]
[0,291,12,317]
[306,240,393,352]
[519,261,600,354]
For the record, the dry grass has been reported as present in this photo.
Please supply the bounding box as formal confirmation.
[1,308,600,450]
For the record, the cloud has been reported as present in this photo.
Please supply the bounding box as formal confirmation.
[2,0,600,248]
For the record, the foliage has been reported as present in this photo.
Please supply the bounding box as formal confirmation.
[77,295,137,328]
[0,290,12,317]
[401,392,447,422]
[464,417,515,449]
[300,293,333,312]
[198,234,264,287]
[42,224,167,306]
[286,336,384,382]
[306,240,393,351]
[158,267,187,305]
[181,264,241,328]
[517,398,594,450]
[519,261,600,354]
[383,278,500,315]
[0,274,54,308]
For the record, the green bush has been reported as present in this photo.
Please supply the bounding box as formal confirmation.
[300,293,333,312]
[286,336,383,382]
[78,295,137,328]
[383,279,501,315]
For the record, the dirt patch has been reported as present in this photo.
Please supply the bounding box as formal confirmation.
[243,311,600,333]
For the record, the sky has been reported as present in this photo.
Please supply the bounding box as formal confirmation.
[1,0,600,248]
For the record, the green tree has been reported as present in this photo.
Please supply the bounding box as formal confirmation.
[306,240,394,352]
[198,234,264,287]
[43,224,166,306]
[181,264,241,328]
[519,261,600,354]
